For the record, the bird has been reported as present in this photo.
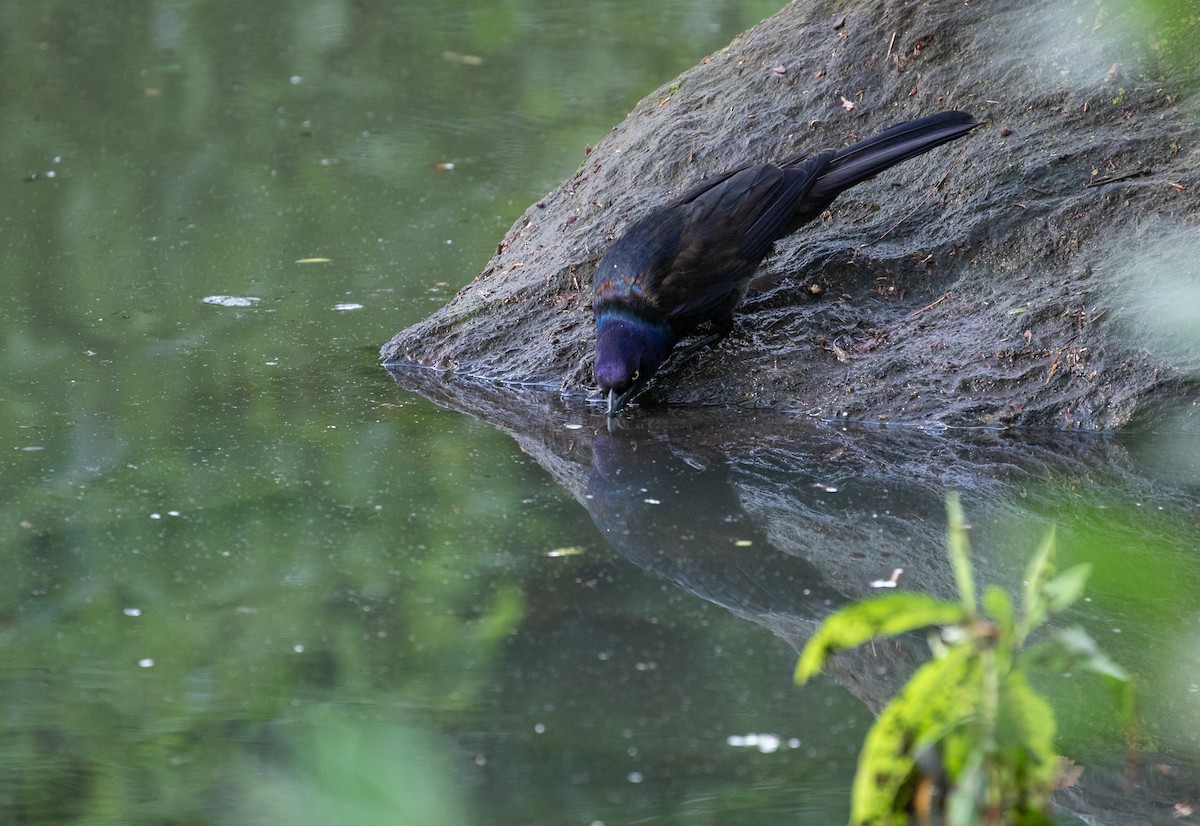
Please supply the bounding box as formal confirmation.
[592,110,978,417]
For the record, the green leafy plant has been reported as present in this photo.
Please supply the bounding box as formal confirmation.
[795,493,1133,825]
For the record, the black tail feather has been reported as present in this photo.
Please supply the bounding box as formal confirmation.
[805,110,978,201]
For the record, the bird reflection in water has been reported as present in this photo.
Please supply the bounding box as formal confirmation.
[585,428,841,624]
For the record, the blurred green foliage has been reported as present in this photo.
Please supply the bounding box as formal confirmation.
[797,495,1133,826]
[1126,0,1200,77]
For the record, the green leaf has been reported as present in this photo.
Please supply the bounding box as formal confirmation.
[992,670,1059,821]
[851,646,979,824]
[1020,627,1135,730]
[1048,627,1130,682]
[795,594,965,684]
[998,670,1057,770]
[1021,526,1057,635]
[984,584,1014,638]
[1043,564,1092,613]
[946,493,977,614]
[944,747,986,826]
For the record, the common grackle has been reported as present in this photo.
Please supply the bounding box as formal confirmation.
[593,110,978,416]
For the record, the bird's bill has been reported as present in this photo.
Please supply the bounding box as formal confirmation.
[606,387,635,417]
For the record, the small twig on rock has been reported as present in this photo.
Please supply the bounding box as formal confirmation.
[1084,167,1153,188]
[909,290,951,318]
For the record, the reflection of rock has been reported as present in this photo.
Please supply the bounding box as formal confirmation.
[387,365,1200,823]
[381,0,1199,429]
[587,430,841,620]
[585,427,930,718]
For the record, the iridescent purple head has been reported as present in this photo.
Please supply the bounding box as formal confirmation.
[594,313,673,416]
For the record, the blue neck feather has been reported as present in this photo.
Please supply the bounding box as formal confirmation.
[594,309,674,396]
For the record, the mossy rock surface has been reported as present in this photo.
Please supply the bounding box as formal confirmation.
[381,0,1200,429]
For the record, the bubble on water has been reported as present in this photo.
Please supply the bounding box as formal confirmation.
[202,295,261,307]
[726,732,782,753]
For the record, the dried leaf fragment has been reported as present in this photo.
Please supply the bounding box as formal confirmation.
[441,51,483,66]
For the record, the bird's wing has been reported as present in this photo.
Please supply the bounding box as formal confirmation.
[733,151,835,261]
[648,155,835,321]
[659,163,756,210]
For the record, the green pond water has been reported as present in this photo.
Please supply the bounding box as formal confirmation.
[2,2,1199,824]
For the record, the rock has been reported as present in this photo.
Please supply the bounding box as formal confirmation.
[380,0,1200,429]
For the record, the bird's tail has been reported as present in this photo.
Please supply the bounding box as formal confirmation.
[804,110,978,202]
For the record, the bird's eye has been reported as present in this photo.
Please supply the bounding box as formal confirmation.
[631,370,640,381]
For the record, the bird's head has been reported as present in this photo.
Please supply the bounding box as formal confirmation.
[594,314,673,417]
